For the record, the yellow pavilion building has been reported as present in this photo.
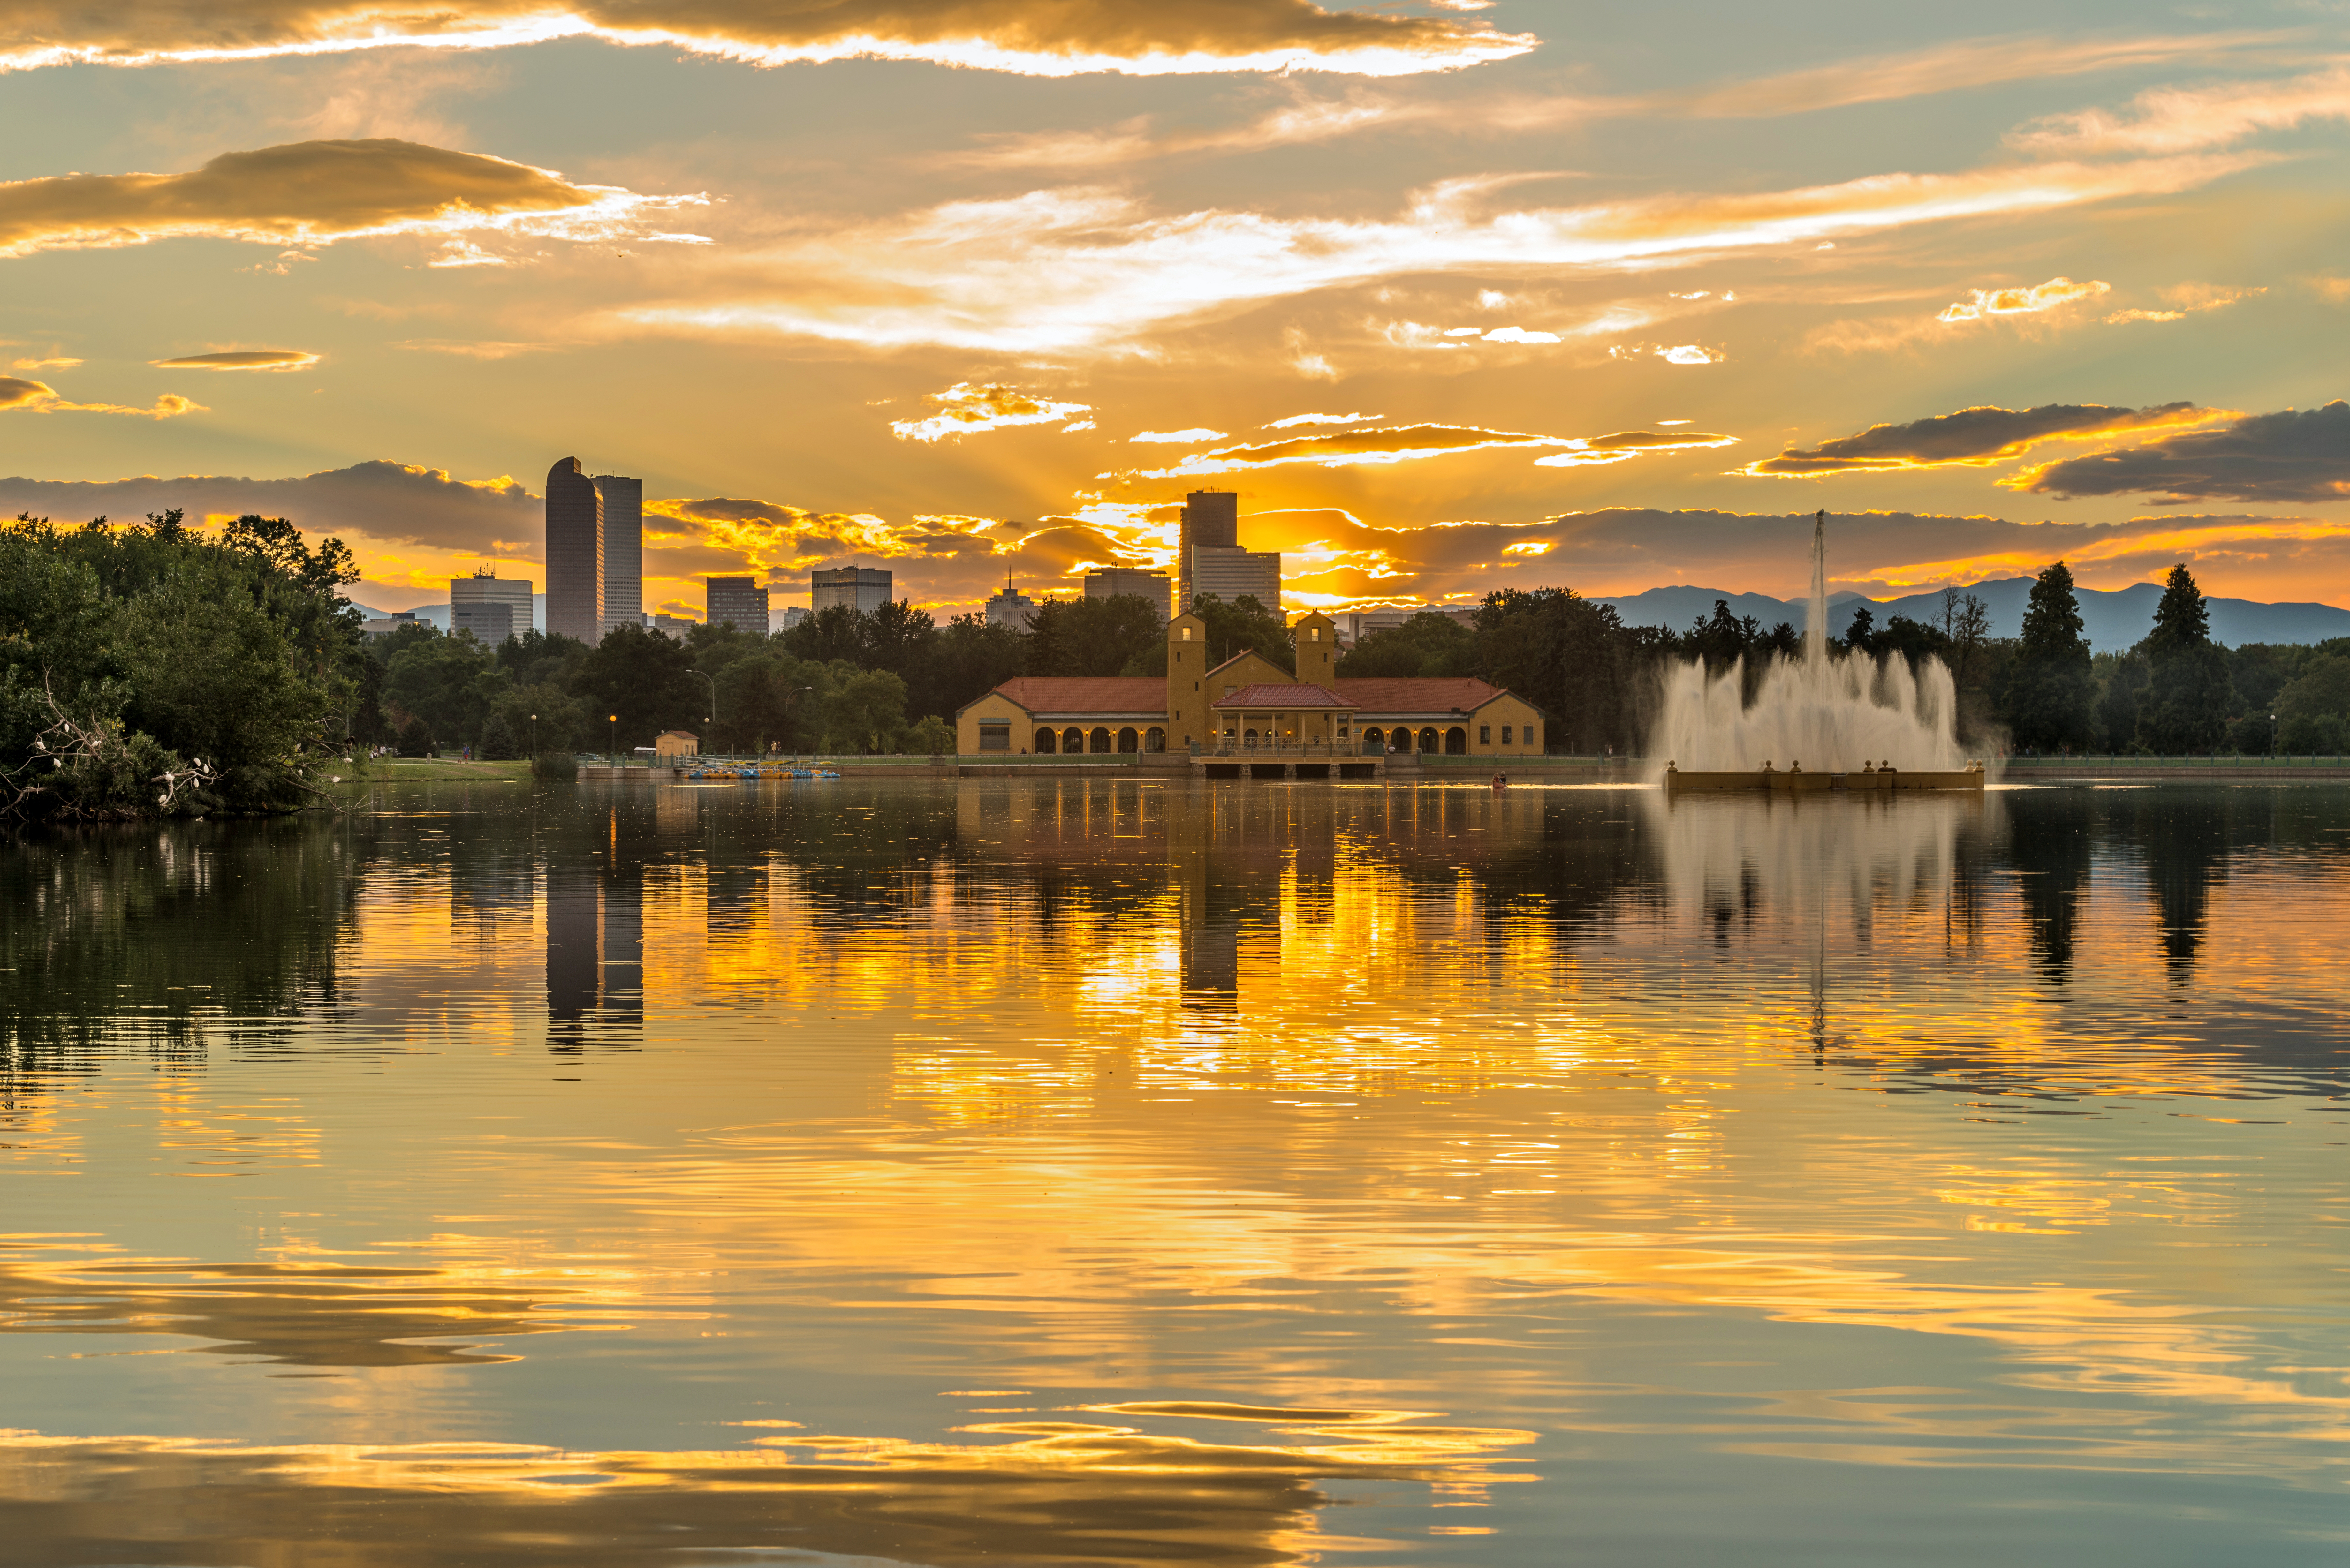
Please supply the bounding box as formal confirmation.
[954,609,1546,760]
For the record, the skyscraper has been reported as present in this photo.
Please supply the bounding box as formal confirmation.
[545,457,603,643]
[811,566,893,613]
[1084,566,1171,622]
[1177,490,1238,615]
[985,583,1038,630]
[1187,546,1281,613]
[451,567,533,644]
[706,576,770,633]
[594,473,642,641]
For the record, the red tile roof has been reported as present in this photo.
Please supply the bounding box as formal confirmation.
[971,677,1167,715]
[1211,682,1353,709]
[1332,677,1505,714]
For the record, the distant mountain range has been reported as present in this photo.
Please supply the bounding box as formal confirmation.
[1596,580,2350,655]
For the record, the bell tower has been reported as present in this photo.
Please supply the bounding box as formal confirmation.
[1166,609,1208,751]
[1292,610,1338,686]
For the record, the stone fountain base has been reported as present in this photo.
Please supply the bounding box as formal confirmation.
[1665,763,1985,793]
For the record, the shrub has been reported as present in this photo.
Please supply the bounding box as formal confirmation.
[477,712,521,760]
[394,715,434,757]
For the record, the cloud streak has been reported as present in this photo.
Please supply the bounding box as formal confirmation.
[2010,403,2350,503]
[0,138,702,260]
[0,0,1536,78]
[1938,275,2109,323]
[151,349,321,371]
[0,377,201,418]
[2008,63,2350,156]
[623,154,2262,352]
[889,382,1093,442]
[1740,402,2223,477]
[1112,422,1732,478]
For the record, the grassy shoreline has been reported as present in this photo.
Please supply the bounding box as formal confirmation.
[331,758,534,784]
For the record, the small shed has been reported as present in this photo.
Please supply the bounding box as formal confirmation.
[655,729,701,759]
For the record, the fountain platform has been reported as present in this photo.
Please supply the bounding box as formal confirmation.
[1665,763,1985,794]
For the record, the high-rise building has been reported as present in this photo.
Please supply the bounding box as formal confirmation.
[1084,567,1171,622]
[1177,490,1238,614]
[1342,606,1477,643]
[594,474,642,642]
[985,583,1038,630]
[706,576,770,633]
[779,606,809,631]
[451,568,533,644]
[545,457,603,643]
[811,566,893,614]
[648,613,698,639]
[1188,546,1281,613]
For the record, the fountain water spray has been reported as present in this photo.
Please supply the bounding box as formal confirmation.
[1648,511,1967,776]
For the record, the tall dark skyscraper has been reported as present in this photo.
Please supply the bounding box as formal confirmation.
[1178,490,1239,616]
[594,473,642,640]
[545,457,603,644]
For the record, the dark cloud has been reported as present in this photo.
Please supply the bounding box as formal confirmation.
[1741,402,2217,476]
[0,139,693,259]
[151,350,320,371]
[2013,402,2350,503]
[0,0,1535,76]
[0,460,537,547]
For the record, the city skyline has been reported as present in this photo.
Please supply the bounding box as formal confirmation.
[3,4,2347,624]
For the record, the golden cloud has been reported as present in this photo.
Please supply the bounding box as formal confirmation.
[150,349,320,371]
[2007,63,2350,157]
[1740,402,2225,478]
[890,382,1093,442]
[0,138,702,260]
[1115,422,1733,479]
[0,376,201,418]
[0,0,1536,77]
[1937,275,2109,323]
[622,154,2258,352]
[2105,283,2265,325]
[2007,402,2350,504]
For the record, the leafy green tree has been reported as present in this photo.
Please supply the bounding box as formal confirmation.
[574,623,702,750]
[2275,653,2350,753]
[1839,604,1876,655]
[2003,560,2095,752]
[907,715,954,754]
[494,628,590,690]
[815,666,909,753]
[1338,612,1473,678]
[2095,651,2149,751]
[930,614,1026,718]
[1472,588,1631,753]
[2137,564,2229,751]
[489,682,584,758]
[781,604,866,665]
[1186,593,1291,670]
[394,714,434,757]
[714,654,821,752]
[384,630,505,745]
[1027,595,1166,677]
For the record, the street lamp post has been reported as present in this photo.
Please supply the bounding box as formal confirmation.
[529,713,538,758]
[693,670,717,753]
[2271,711,2278,760]
[783,685,815,758]
[609,713,618,765]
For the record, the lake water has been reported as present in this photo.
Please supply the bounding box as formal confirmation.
[3,778,2346,1566]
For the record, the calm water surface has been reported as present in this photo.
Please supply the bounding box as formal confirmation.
[2,779,2346,1566]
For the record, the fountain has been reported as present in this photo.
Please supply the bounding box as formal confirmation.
[1651,512,1983,792]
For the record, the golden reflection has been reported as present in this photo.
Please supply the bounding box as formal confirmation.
[0,1409,1534,1568]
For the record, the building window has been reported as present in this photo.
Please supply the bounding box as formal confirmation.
[1223,684,1236,698]
[1480,726,1490,744]
[1501,725,1512,744]
[979,722,1010,751]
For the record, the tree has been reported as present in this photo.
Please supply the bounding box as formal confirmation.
[1338,612,1474,678]
[780,604,866,665]
[1840,604,1876,655]
[1027,595,1165,677]
[383,629,504,745]
[907,715,954,754]
[2096,651,2149,751]
[815,666,908,753]
[395,714,435,757]
[573,623,703,750]
[2275,653,2350,753]
[1187,594,1292,670]
[477,711,521,760]
[2003,560,2095,752]
[930,614,1026,718]
[489,682,584,759]
[1473,588,1632,753]
[2137,564,2229,751]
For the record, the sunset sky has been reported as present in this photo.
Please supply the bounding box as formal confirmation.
[2,0,2346,622]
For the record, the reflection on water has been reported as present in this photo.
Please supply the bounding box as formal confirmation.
[3,779,2349,1564]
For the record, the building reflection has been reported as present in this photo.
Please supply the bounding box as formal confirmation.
[545,801,648,1049]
